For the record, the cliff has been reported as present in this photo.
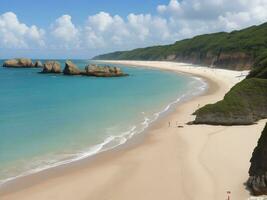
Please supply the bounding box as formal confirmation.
[247,123,267,195]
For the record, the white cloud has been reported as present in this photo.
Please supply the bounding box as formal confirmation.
[157,0,182,14]
[0,12,45,49]
[51,15,80,48]
[84,12,130,48]
[83,12,172,49]
[158,0,267,31]
[87,12,114,32]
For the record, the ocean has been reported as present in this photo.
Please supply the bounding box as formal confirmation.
[0,60,206,184]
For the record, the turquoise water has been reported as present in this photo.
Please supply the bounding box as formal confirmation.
[0,60,205,183]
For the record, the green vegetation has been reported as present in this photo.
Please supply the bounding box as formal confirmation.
[247,64,267,79]
[94,22,267,70]
[193,49,267,125]
[194,78,267,125]
[194,64,267,125]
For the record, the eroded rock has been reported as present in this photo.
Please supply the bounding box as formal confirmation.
[42,61,61,73]
[82,64,128,77]
[63,60,80,75]
[3,58,33,68]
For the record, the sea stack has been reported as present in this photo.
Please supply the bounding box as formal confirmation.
[3,58,33,68]
[63,60,80,75]
[83,64,128,77]
[247,123,267,195]
[41,61,61,73]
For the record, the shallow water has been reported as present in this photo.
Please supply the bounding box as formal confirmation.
[0,60,205,184]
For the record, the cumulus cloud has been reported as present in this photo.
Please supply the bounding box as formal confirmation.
[0,12,45,49]
[83,12,172,49]
[51,15,80,49]
[157,0,182,15]
[158,0,267,32]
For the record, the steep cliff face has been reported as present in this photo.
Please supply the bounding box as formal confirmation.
[247,123,267,195]
[171,52,253,70]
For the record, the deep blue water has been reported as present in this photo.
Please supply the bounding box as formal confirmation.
[0,60,205,183]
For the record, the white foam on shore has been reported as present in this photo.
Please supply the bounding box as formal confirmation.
[0,75,207,187]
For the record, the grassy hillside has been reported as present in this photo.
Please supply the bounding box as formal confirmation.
[193,65,267,125]
[193,78,267,125]
[94,22,267,70]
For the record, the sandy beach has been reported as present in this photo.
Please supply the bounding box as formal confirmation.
[1,61,266,200]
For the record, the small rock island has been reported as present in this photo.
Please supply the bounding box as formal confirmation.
[41,61,61,74]
[82,64,127,77]
[2,58,128,78]
[3,58,43,68]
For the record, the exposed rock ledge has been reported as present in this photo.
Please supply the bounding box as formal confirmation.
[247,123,267,195]
[81,64,128,77]
[63,60,80,75]
[3,58,34,68]
[62,61,128,77]
[3,58,43,68]
[41,61,61,73]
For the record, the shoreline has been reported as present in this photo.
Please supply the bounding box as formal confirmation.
[1,61,265,200]
[0,65,207,189]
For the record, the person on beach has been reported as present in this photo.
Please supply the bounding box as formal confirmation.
[168,122,171,127]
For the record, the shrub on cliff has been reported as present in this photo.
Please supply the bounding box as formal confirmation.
[193,78,267,125]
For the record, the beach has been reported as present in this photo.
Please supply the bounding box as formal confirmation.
[1,60,266,200]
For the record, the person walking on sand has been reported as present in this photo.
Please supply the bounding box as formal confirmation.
[168,122,171,127]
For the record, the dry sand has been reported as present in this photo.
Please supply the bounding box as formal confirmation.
[1,61,266,200]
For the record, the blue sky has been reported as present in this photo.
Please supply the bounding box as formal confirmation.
[0,0,267,58]
[0,0,167,28]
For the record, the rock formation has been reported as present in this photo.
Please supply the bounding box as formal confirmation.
[3,58,128,78]
[247,123,267,195]
[82,64,128,77]
[63,60,80,75]
[192,77,267,125]
[34,61,43,68]
[172,52,253,70]
[41,61,61,73]
[3,58,33,68]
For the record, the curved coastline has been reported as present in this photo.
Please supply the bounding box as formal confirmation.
[0,62,207,193]
[1,61,262,200]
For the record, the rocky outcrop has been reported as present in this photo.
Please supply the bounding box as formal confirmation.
[247,123,267,195]
[82,64,128,77]
[41,61,61,73]
[34,61,43,68]
[172,52,253,70]
[193,112,256,125]
[3,58,33,68]
[192,78,267,125]
[63,60,80,75]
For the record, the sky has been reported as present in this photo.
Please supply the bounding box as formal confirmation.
[0,0,267,59]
